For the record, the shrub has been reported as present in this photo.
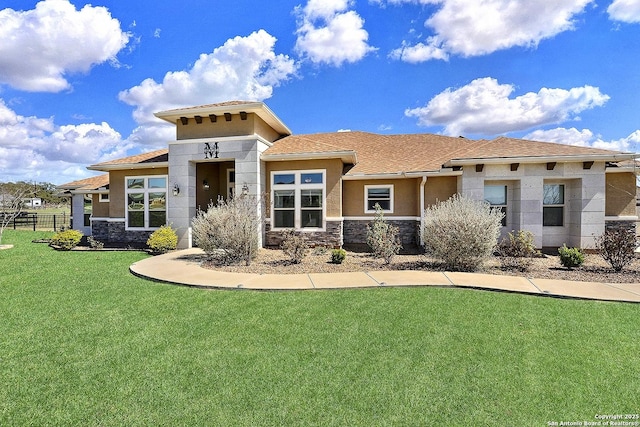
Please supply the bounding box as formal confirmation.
[422,194,503,271]
[87,236,104,250]
[558,244,584,269]
[191,195,261,266]
[50,229,83,250]
[366,204,402,264]
[331,248,346,264]
[497,230,539,272]
[281,230,309,264]
[595,228,637,272]
[146,225,178,255]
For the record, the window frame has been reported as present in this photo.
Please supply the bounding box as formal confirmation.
[484,184,508,227]
[271,169,326,231]
[364,184,394,214]
[543,183,565,227]
[125,175,168,231]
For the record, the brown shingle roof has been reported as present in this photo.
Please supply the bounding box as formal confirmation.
[58,174,109,190]
[265,132,632,175]
[90,149,168,167]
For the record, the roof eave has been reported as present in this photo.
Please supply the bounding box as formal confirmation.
[444,153,638,167]
[261,151,357,164]
[87,161,169,172]
[154,102,292,136]
[343,169,462,180]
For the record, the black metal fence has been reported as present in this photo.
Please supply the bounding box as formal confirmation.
[4,212,70,231]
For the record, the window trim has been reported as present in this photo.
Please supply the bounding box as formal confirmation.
[99,193,109,203]
[271,169,326,231]
[125,175,168,231]
[484,184,507,227]
[543,183,565,227]
[364,184,394,214]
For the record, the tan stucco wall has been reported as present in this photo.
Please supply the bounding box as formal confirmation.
[108,168,168,218]
[424,176,457,207]
[605,172,637,216]
[343,178,420,216]
[265,159,343,218]
[176,113,282,142]
[91,194,109,217]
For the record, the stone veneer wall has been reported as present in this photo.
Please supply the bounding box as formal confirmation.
[343,219,421,246]
[92,220,153,245]
[265,221,343,248]
[604,219,636,234]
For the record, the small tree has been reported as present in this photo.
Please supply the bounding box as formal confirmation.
[0,188,26,245]
[191,195,261,266]
[595,227,637,272]
[366,204,402,264]
[422,194,503,271]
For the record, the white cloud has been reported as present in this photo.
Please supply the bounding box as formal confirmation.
[525,127,640,152]
[405,77,610,136]
[118,30,297,135]
[295,0,376,66]
[0,0,130,92]
[384,0,593,62]
[608,0,640,23]
[0,99,133,184]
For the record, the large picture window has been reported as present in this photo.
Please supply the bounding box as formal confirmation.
[484,184,507,227]
[126,176,167,229]
[365,185,393,213]
[272,170,325,230]
[543,183,564,226]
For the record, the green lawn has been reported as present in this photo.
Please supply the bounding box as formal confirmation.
[1,230,638,426]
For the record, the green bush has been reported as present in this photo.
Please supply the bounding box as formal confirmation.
[331,248,346,264]
[497,230,539,272]
[558,244,584,269]
[281,230,309,264]
[146,225,178,254]
[50,229,83,250]
[87,236,104,250]
[366,204,402,264]
[422,194,503,271]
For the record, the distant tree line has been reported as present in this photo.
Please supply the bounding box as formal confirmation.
[0,181,69,207]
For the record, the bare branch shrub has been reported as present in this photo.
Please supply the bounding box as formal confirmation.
[0,187,27,245]
[281,230,309,264]
[366,204,402,264]
[595,227,637,272]
[191,195,261,266]
[422,194,503,271]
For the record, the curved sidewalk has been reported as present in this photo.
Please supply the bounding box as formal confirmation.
[130,248,640,303]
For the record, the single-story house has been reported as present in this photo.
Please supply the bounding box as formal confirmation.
[59,100,639,250]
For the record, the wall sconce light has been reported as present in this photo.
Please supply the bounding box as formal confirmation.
[203,180,210,190]
[172,183,180,196]
[242,183,249,195]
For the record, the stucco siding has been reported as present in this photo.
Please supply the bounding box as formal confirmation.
[108,168,168,218]
[424,176,457,207]
[342,178,419,216]
[605,172,636,216]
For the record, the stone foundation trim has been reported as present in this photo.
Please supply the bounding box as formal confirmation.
[265,220,343,248]
[343,218,421,246]
[91,218,155,245]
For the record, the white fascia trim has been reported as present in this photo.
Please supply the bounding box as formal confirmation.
[169,134,274,148]
[90,217,125,223]
[445,153,638,167]
[343,170,462,180]
[262,150,357,164]
[606,166,638,174]
[69,189,109,195]
[605,216,639,221]
[88,162,168,172]
[343,216,421,221]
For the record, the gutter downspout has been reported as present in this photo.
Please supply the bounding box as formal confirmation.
[419,176,427,246]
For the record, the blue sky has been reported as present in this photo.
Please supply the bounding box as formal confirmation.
[1,0,639,184]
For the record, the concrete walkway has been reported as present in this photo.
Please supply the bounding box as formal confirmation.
[130,248,640,303]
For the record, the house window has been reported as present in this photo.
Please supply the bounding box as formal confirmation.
[365,185,393,213]
[484,184,507,227]
[126,176,167,229]
[543,184,564,226]
[83,195,92,227]
[272,170,325,230]
[227,169,235,199]
[99,193,109,202]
